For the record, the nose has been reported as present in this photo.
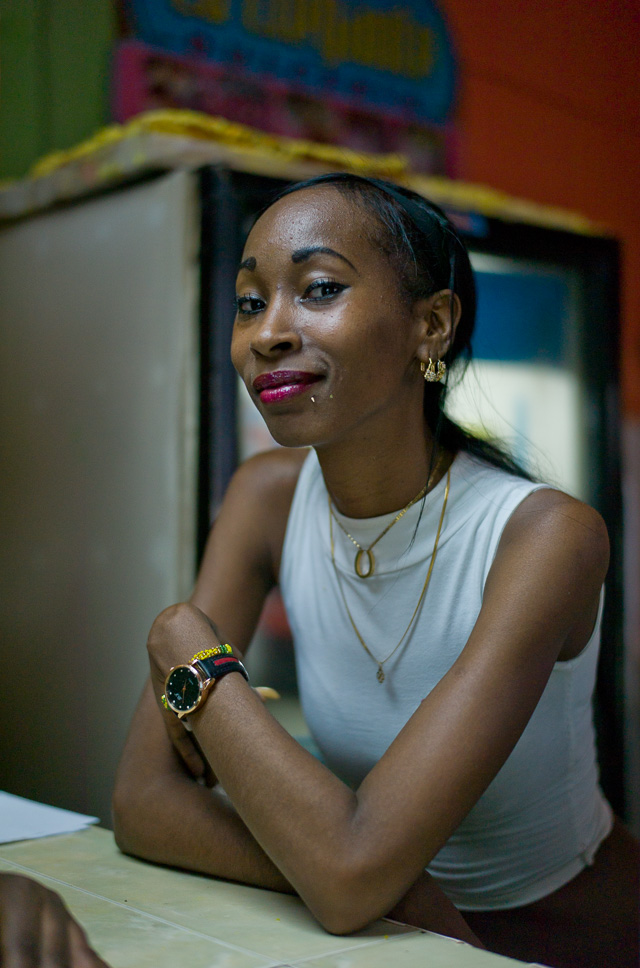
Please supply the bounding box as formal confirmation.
[249,295,302,360]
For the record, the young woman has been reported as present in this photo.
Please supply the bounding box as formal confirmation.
[113,173,638,967]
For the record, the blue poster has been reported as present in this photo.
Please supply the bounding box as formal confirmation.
[127,0,457,124]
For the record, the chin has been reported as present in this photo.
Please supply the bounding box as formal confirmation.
[266,425,317,449]
[260,411,332,450]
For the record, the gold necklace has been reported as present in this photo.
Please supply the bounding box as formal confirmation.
[329,468,450,682]
[329,482,428,578]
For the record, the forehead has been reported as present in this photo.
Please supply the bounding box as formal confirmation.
[242,185,381,262]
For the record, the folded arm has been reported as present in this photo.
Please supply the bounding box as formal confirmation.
[114,452,608,937]
[141,489,608,933]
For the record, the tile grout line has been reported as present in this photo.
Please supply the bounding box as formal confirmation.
[289,935,426,965]
[0,857,420,966]
[0,856,284,963]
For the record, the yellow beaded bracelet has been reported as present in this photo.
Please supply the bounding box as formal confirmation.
[191,643,233,662]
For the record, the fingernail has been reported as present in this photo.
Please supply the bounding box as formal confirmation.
[255,686,281,700]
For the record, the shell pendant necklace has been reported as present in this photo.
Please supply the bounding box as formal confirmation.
[328,467,451,682]
[329,482,428,578]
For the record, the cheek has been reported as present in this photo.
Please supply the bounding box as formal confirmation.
[230,328,246,375]
[357,312,407,366]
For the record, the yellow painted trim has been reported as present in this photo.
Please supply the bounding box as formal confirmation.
[28,109,407,180]
[12,108,606,235]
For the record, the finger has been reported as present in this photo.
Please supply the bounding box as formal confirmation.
[67,918,110,968]
[189,733,218,788]
[40,891,71,966]
[254,686,281,702]
[1,875,43,968]
[202,761,218,788]
[153,692,207,778]
[166,717,207,778]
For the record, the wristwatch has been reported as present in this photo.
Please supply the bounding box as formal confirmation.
[163,644,249,720]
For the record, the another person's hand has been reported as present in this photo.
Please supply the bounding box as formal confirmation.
[0,873,110,967]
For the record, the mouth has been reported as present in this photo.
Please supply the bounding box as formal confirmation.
[252,370,322,405]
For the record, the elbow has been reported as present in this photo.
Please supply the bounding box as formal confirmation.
[111,770,148,858]
[317,908,373,937]
[304,858,393,936]
[111,781,134,856]
[312,889,383,937]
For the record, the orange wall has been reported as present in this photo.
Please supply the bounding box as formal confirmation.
[440,0,640,416]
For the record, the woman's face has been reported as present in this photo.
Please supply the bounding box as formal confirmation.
[231,185,429,450]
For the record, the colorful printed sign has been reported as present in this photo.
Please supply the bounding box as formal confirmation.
[125,0,456,124]
[112,40,448,172]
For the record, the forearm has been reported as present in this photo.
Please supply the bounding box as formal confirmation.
[189,680,484,937]
[189,675,396,931]
[114,773,290,892]
[149,599,563,934]
[112,684,292,893]
[112,689,475,943]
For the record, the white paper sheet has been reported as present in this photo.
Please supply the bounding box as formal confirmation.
[0,791,99,844]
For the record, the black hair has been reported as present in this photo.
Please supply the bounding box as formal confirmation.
[269,172,533,481]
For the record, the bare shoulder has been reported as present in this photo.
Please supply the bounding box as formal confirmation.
[228,447,308,519]
[215,447,309,575]
[485,487,609,660]
[501,487,609,575]
[232,446,308,491]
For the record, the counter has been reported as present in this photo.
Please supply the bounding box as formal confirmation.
[0,827,538,967]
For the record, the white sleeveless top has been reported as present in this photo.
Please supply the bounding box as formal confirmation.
[279,450,612,911]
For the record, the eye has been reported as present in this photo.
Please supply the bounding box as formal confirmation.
[235,294,265,316]
[302,279,347,302]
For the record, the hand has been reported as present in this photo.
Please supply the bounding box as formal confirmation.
[0,873,110,967]
[146,603,220,781]
[146,604,280,783]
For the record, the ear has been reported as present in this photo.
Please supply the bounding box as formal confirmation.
[413,289,461,365]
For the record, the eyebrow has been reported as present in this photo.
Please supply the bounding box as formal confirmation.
[237,247,358,274]
[292,246,358,272]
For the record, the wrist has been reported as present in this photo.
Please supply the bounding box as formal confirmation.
[188,665,251,725]
[162,646,250,721]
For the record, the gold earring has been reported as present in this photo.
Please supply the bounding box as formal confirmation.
[420,358,446,383]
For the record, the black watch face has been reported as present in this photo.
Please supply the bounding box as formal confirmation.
[165,666,201,713]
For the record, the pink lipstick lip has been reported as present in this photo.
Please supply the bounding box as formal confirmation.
[252,370,321,393]
[252,370,322,405]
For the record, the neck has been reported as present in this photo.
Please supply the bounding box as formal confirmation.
[315,419,448,519]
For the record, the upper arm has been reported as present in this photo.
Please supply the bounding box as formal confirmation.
[482,487,609,662]
[355,489,609,875]
[190,447,307,651]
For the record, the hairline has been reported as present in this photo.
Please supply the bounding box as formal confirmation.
[263,179,422,305]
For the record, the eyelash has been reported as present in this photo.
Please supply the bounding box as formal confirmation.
[302,278,346,301]
[234,279,347,316]
[234,295,264,316]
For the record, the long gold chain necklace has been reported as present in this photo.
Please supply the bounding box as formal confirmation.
[329,482,428,578]
[329,468,450,683]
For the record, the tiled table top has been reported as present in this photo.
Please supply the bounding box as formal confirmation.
[0,827,536,967]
